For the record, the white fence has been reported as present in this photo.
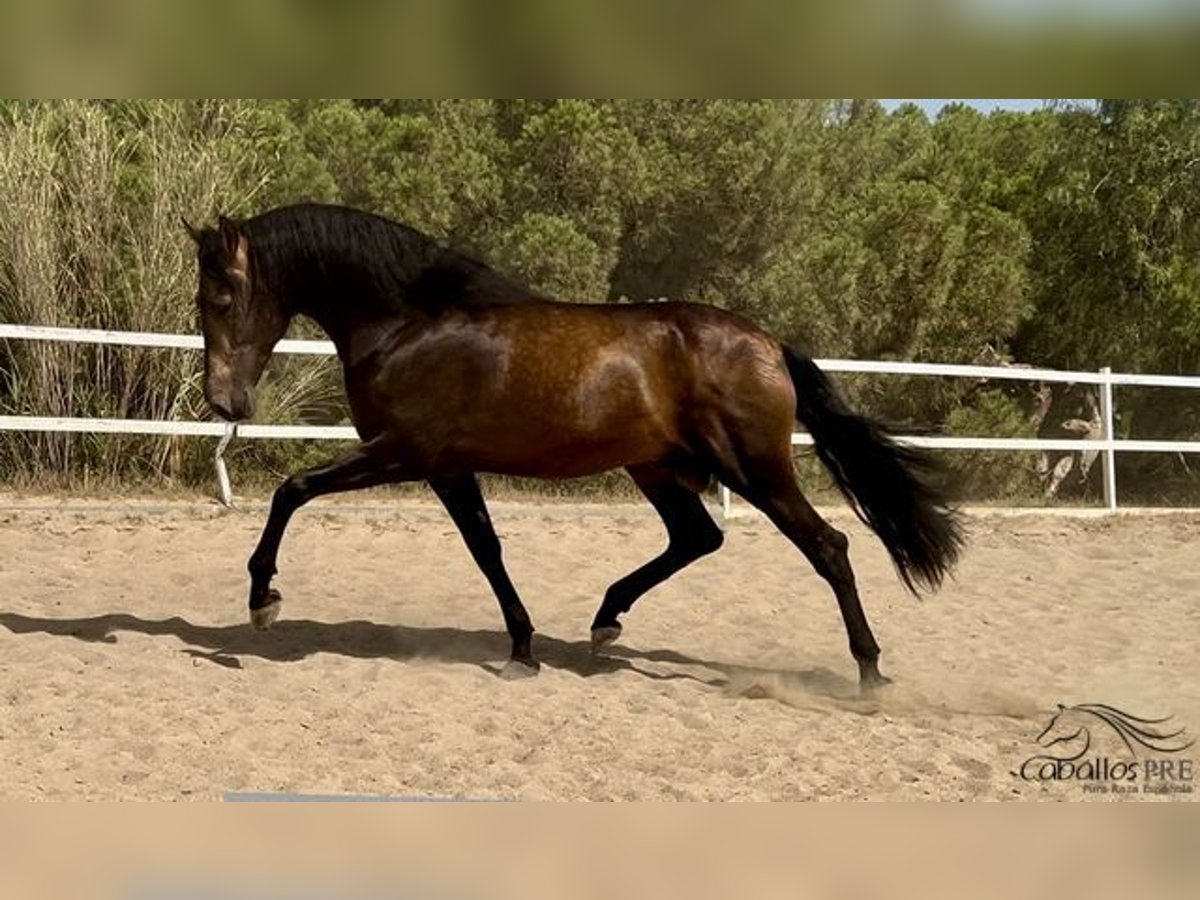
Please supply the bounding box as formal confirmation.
[2,323,1200,513]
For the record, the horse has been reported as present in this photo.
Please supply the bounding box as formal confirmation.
[183,202,963,688]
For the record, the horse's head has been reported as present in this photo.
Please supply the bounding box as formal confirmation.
[1036,703,1089,750]
[184,215,289,422]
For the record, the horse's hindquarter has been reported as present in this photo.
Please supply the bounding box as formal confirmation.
[353,302,788,477]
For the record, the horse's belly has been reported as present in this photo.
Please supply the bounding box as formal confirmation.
[446,423,669,478]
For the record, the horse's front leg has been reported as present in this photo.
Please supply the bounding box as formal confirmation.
[246,439,413,629]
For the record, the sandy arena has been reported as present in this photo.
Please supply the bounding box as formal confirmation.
[0,496,1197,801]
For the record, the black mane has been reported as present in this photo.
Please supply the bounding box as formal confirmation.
[240,203,542,317]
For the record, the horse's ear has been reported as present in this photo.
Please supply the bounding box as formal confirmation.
[217,215,241,255]
[181,217,202,244]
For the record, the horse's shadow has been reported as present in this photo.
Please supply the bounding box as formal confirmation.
[0,611,859,699]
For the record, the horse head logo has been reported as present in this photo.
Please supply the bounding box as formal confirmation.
[1036,703,1193,760]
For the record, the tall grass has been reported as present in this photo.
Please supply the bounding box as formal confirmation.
[0,100,341,489]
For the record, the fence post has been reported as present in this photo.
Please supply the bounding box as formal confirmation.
[214,421,236,507]
[1099,366,1117,511]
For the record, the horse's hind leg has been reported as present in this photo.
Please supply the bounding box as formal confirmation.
[590,463,724,650]
[430,474,538,679]
[726,455,888,690]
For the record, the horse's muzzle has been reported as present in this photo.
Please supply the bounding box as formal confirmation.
[207,387,255,422]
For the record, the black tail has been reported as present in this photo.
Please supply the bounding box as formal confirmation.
[783,346,964,593]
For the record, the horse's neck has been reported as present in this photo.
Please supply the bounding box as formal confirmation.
[263,235,533,361]
[295,294,413,370]
[253,227,414,345]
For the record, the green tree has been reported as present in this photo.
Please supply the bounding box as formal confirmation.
[489,100,646,300]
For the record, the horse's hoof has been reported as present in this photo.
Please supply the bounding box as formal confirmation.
[860,675,893,697]
[499,658,540,680]
[857,658,893,694]
[250,590,282,631]
[590,624,622,653]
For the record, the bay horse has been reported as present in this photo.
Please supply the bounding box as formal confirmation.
[184,203,962,688]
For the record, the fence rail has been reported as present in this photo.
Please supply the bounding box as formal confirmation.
[3,323,1200,513]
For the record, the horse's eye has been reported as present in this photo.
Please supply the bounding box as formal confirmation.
[207,291,234,311]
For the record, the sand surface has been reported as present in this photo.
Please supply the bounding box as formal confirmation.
[0,496,1197,800]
